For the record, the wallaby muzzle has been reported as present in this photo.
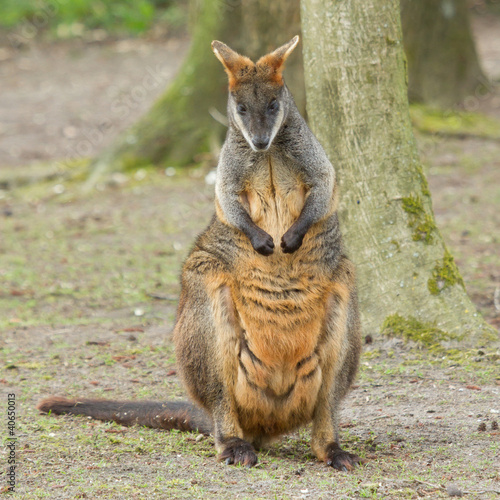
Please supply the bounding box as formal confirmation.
[252,135,270,151]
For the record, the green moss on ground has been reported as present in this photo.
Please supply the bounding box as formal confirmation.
[381,313,454,346]
[427,249,466,295]
[401,194,437,243]
[410,104,500,139]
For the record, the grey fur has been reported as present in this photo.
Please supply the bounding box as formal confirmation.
[216,85,335,255]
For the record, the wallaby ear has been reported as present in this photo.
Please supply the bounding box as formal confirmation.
[211,40,255,89]
[256,35,300,85]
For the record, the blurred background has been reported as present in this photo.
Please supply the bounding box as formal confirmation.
[0,0,188,168]
[0,0,499,170]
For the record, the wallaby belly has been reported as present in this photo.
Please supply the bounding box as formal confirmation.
[232,252,332,436]
[233,155,332,436]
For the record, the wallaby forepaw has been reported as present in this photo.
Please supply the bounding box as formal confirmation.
[251,232,274,256]
[281,230,303,253]
[325,443,364,471]
[219,438,258,467]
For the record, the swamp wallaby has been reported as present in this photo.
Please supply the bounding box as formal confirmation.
[38,36,362,470]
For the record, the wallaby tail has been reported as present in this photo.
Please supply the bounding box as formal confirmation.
[37,396,212,435]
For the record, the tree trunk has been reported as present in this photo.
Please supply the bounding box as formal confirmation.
[401,0,486,108]
[300,0,497,346]
[87,0,302,185]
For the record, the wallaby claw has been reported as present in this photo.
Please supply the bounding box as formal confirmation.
[325,443,363,471]
[281,230,303,253]
[219,438,258,467]
[251,232,275,256]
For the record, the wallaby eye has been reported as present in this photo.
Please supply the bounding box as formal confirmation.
[237,103,247,115]
[267,99,279,113]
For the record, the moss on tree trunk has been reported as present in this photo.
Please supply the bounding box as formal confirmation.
[301,0,497,347]
[401,0,486,108]
[87,0,302,185]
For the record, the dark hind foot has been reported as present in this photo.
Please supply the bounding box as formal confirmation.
[325,443,364,471]
[219,437,258,467]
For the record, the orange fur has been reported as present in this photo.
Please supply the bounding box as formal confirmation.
[212,36,299,89]
[255,54,286,85]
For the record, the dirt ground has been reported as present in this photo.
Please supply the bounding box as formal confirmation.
[1,11,499,500]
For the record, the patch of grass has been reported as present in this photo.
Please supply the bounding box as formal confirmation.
[1,0,187,38]
[0,167,206,330]
[410,104,500,140]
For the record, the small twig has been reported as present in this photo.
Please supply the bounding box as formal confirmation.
[414,480,500,496]
[209,107,228,127]
[415,479,444,490]
[146,293,178,301]
[494,286,500,312]
[384,478,500,496]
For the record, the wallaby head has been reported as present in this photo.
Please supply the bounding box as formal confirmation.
[211,36,299,152]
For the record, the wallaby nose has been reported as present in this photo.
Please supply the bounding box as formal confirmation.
[252,136,270,151]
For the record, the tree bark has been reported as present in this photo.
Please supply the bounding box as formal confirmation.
[401,0,486,108]
[87,0,302,185]
[300,0,497,346]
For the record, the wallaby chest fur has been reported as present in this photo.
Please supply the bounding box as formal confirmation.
[239,153,307,241]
